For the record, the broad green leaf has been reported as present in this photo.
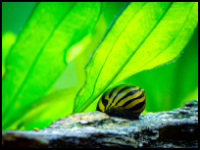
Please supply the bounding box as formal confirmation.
[2,31,16,77]
[2,2,101,130]
[6,87,77,130]
[125,26,198,112]
[71,3,127,108]
[73,2,198,113]
[113,2,198,84]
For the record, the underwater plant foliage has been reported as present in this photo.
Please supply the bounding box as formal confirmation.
[2,2,198,130]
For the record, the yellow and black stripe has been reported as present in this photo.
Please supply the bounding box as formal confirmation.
[96,84,146,118]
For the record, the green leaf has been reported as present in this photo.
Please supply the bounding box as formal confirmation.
[7,87,78,130]
[2,2,101,130]
[73,2,198,113]
[125,26,198,112]
[2,31,16,77]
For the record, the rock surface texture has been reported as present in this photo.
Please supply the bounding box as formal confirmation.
[2,100,198,148]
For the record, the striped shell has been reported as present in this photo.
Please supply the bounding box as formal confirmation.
[96,84,146,118]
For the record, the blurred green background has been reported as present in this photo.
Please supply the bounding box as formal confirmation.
[2,2,198,131]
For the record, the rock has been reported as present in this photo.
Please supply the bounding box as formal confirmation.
[2,100,198,148]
